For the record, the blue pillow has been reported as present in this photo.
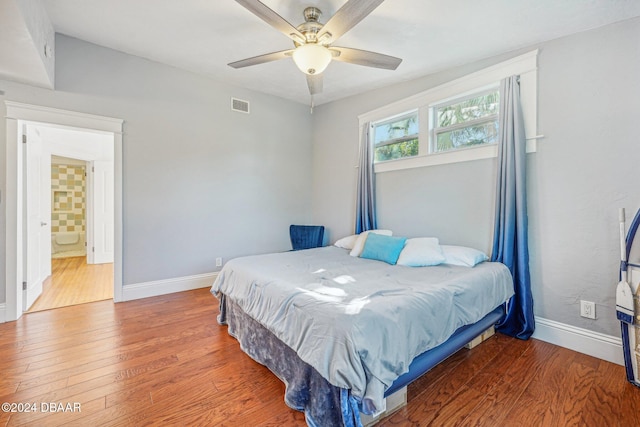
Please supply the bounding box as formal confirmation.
[360,233,407,265]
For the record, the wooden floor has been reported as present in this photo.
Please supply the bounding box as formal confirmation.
[1,288,638,426]
[28,257,113,313]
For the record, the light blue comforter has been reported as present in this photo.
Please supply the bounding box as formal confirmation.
[211,246,513,413]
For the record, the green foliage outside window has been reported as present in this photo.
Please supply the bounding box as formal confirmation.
[372,89,500,162]
[434,91,500,152]
[373,113,419,162]
[375,138,419,161]
[436,121,498,152]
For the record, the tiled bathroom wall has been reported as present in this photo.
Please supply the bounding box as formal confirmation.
[51,164,86,232]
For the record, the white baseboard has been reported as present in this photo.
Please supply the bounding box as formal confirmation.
[533,317,624,366]
[0,303,6,323]
[122,272,218,302]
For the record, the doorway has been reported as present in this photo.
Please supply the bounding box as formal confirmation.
[4,101,123,322]
[27,152,114,312]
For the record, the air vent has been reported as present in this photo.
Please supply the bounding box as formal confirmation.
[231,98,250,114]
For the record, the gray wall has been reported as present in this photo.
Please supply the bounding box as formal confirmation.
[376,158,496,253]
[0,34,312,299]
[311,17,640,337]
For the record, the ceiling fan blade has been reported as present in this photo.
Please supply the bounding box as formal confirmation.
[318,0,385,44]
[235,0,306,43]
[307,74,323,95]
[330,47,402,70]
[228,49,294,69]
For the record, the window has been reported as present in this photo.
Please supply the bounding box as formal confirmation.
[359,50,538,173]
[372,111,419,162]
[431,89,500,153]
[372,88,499,163]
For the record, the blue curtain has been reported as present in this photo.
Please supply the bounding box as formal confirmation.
[492,75,535,340]
[355,123,377,234]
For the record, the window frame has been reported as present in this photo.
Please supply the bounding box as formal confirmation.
[372,109,420,162]
[430,86,500,153]
[358,50,539,174]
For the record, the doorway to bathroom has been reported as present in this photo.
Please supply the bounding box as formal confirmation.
[27,150,114,313]
[25,124,115,313]
[5,101,123,323]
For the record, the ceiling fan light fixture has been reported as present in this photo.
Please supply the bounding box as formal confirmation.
[292,44,332,75]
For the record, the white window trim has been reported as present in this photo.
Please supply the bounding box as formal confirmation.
[430,86,500,154]
[358,50,540,174]
[372,109,419,161]
[373,110,419,148]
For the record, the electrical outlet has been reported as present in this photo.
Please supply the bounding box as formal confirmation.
[215,257,223,267]
[580,300,596,319]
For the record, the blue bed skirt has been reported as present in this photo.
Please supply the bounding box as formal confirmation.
[219,295,361,426]
[218,294,505,426]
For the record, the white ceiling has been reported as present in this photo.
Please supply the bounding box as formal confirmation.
[3,0,640,105]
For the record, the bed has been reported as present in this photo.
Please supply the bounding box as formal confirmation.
[211,245,514,426]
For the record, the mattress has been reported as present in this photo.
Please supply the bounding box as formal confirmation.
[211,246,514,413]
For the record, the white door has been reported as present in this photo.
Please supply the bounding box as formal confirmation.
[90,160,114,264]
[24,125,52,310]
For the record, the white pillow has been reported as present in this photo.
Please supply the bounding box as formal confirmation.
[397,238,445,267]
[441,245,488,267]
[349,230,393,257]
[334,234,359,250]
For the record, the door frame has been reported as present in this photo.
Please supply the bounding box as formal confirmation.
[5,101,124,321]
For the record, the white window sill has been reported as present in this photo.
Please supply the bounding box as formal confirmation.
[374,139,537,174]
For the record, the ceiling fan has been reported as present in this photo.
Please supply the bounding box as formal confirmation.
[228,0,402,96]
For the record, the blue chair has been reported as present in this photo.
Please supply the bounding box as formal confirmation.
[290,225,325,251]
